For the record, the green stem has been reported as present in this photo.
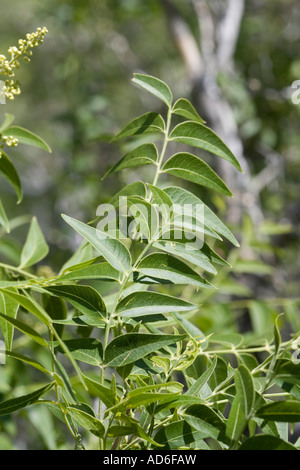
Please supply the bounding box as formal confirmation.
[100,106,173,450]
[149,107,172,193]
[0,262,39,279]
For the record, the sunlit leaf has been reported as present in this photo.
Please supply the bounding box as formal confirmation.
[132,73,173,107]
[162,153,232,196]
[169,121,242,171]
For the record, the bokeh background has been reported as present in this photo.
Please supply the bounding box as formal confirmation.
[0,0,300,449]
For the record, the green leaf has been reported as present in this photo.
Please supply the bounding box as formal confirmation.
[169,121,242,171]
[42,293,67,336]
[5,126,51,152]
[162,153,232,196]
[0,312,48,347]
[186,357,218,396]
[172,98,205,123]
[59,242,94,275]
[239,435,297,450]
[57,262,121,283]
[53,314,107,329]
[0,290,51,325]
[153,240,218,275]
[4,351,51,375]
[156,395,204,412]
[0,382,54,416]
[62,214,132,274]
[105,333,186,367]
[208,333,244,348]
[109,181,146,205]
[171,312,206,343]
[128,382,183,397]
[113,112,165,140]
[154,420,210,449]
[103,143,158,179]
[274,314,282,354]
[0,291,19,350]
[116,291,197,318]
[256,401,300,422]
[0,151,22,203]
[136,253,212,288]
[55,338,103,366]
[147,184,174,225]
[0,199,10,233]
[82,374,116,408]
[170,215,221,241]
[0,113,15,132]
[45,284,106,318]
[67,406,105,437]
[19,216,49,269]
[109,416,163,447]
[226,395,247,441]
[234,365,255,418]
[108,392,181,415]
[132,73,173,107]
[184,404,229,444]
[125,196,159,241]
[164,186,239,246]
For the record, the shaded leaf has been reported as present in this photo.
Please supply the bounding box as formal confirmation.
[172,98,205,123]
[113,112,165,140]
[67,406,105,437]
[0,382,54,416]
[184,404,229,444]
[256,401,300,422]
[0,151,22,202]
[105,333,186,367]
[239,435,297,450]
[136,253,212,288]
[55,338,103,366]
[45,284,106,318]
[103,143,158,179]
[154,420,210,449]
[82,374,116,408]
[109,181,146,205]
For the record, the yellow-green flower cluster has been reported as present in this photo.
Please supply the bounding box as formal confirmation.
[0,27,48,100]
[0,134,19,157]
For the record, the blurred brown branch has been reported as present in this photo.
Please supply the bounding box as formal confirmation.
[161,0,264,224]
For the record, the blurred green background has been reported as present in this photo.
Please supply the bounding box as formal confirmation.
[0,0,300,449]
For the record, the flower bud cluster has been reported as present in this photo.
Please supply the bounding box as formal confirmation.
[0,27,48,100]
